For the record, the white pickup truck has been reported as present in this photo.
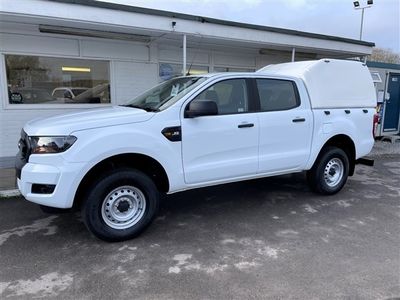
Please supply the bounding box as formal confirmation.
[16,59,376,242]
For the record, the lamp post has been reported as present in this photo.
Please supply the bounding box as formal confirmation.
[353,0,373,40]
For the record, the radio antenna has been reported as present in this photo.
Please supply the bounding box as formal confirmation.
[186,35,203,76]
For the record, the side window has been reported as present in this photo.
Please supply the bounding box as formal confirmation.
[256,79,299,111]
[194,79,249,115]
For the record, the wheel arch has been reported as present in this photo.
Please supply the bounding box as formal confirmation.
[314,134,356,176]
[73,153,170,209]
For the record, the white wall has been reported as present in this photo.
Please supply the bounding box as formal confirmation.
[113,61,158,104]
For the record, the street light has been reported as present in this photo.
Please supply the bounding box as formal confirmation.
[353,0,373,40]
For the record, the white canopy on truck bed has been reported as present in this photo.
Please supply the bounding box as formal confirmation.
[257,59,377,109]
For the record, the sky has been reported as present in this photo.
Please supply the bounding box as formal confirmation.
[99,0,400,53]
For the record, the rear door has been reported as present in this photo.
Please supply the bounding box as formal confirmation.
[255,78,313,173]
[181,78,259,184]
[383,73,400,133]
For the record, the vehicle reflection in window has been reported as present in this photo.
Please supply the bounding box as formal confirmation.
[6,54,110,105]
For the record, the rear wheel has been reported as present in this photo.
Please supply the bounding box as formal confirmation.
[82,168,159,242]
[307,146,350,195]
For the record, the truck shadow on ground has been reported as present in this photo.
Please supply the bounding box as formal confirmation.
[160,172,310,214]
[93,172,325,242]
[1,171,348,245]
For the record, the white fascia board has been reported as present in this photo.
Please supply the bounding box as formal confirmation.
[0,0,373,55]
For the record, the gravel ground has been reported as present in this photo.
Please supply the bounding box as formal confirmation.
[369,139,400,158]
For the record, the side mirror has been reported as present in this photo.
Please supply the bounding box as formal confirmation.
[185,100,218,118]
[64,91,73,99]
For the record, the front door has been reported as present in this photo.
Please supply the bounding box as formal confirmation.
[383,73,400,133]
[181,78,259,184]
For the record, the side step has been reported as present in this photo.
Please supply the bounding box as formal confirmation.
[356,158,374,166]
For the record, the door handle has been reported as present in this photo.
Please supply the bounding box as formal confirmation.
[238,123,254,128]
[292,118,306,123]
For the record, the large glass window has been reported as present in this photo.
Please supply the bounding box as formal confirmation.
[256,79,299,111]
[5,55,110,104]
[213,67,255,73]
[193,79,249,115]
[159,63,208,81]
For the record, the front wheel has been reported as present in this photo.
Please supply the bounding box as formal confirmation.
[307,146,350,195]
[82,168,159,242]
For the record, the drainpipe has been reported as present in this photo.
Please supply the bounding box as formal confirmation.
[183,34,187,75]
[291,47,296,62]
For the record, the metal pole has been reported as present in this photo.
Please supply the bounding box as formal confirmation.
[183,34,187,75]
[359,8,365,40]
[291,47,296,62]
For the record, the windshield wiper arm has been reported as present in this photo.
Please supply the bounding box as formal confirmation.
[122,104,159,112]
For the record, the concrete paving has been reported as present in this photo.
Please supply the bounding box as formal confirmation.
[0,157,399,299]
[0,168,15,190]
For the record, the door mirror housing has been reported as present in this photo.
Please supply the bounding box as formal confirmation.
[64,91,73,99]
[185,100,218,118]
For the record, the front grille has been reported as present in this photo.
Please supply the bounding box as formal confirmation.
[15,130,31,179]
[18,130,31,161]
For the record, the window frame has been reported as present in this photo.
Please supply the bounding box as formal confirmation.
[1,53,114,110]
[158,61,209,80]
[370,71,382,83]
[213,66,256,73]
[253,78,301,112]
[185,77,257,117]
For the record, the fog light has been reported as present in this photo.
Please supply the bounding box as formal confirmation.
[31,184,56,194]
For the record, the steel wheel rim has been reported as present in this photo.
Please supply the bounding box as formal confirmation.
[324,158,344,187]
[101,186,146,230]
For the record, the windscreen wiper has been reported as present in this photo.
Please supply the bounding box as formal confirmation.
[122,104,159,112]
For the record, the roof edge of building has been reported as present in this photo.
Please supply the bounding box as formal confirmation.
[367,61,400,70]
[49,0,375,48]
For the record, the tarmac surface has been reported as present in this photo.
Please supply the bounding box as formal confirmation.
[0,156,399,299]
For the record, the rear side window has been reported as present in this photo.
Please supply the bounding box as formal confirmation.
[256,79,299,111]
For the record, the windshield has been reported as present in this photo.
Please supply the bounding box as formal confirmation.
[124,77,207,112]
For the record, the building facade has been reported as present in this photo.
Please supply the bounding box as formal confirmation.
[367,61,400,137]
[0,0,375,167]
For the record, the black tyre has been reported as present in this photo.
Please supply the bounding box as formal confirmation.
[82,168,159,242]
[307,146,350,195]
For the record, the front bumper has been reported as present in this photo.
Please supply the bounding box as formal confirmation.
[17,160,86,209]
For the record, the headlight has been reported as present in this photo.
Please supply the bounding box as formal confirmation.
[29,136,77,154]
